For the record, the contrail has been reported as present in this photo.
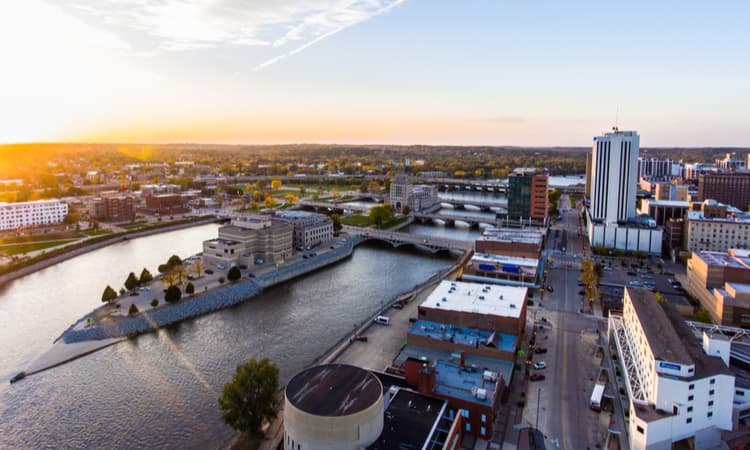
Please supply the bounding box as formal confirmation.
[253,0,408,71]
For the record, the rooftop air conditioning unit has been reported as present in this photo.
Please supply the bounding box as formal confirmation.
[483,371,498,382]
[472,387,487,401]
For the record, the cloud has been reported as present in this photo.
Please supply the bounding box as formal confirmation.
[59,0,407,59]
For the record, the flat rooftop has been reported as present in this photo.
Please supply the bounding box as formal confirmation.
[687,210,750,222]
[477,227,544,245]
[409,320,517,352]
[433,359,497,406]
[470,252,539,269]
[420,280,527,319]
[626,288,693,366]
[731,249,750,258]
[695,251,750,270]
[366,388,446,450]
[644,199,690,208]
[285,364,382,416]
[204,238,240,246]
[394,345,514,388]
[275,210,326,222]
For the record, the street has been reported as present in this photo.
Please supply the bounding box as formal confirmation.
[522,198,611,450]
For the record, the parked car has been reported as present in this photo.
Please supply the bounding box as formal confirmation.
[628,281,642,286]
[204,269,214,275]
[216,263,226,270]
[239,265,248,270]
[627,271,637,276]
[129,291,139,296]
[534,347,548,354]
[578,290,585,295]
[354,335,368,342]
[546,286,554,292]
[530,373,546,381]
[533,361,547,370]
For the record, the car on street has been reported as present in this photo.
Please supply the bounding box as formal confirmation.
[534,347,548,354]
[204,269,214,275]
[533,361,547,370]
[546,286,554,292]
[627,270,637,276]
[216,263,226,270]
[628,281,642,286]
[530,373,546,381]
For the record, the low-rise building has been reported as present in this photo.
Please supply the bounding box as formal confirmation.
[474,227,544,259]
[418,280,527,338]
[0,199,68,231]
[685,200,750,253]
[407,319,517,360]
[462,252,540,287]
[686,250,750,326]
[608,288,735,450]
[637,199,690,227]
[202,214,293,267]
[144,194,190,215]
[275,210,334,250]
[87,192,135,222]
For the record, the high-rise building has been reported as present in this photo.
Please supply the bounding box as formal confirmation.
[389,174,439,213]
[506,168,548,222]
[637,157,683,180]
[590,130,639,224]
[698,172,750,211]
[586,129,662,254]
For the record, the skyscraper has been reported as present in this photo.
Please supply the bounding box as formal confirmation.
[507,168,548,222]
[589,129,639,224]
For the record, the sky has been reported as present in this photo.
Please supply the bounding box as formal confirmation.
[0,0,748,147]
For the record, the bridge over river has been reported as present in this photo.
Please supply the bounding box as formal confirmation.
[343,226,474,252]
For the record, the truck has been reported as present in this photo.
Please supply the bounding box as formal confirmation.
[590,383,605,411]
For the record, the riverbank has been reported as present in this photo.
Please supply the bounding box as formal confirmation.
[250,247,473,450]
[0,216,219,287]
[16,236,360,379]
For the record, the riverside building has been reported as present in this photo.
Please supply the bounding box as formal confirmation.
[608,288,735,450]
[506,168,548,223]
[698,172,750,212]
[275,210,333,250]
[0,199,68,231]
[389,173,439,213]
[685,249,750,326]
[202,214,292,267]
[586,129,662,254]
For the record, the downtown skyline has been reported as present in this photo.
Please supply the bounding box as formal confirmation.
[1,0,749,146]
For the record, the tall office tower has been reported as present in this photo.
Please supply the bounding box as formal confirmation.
[589,129,640,224]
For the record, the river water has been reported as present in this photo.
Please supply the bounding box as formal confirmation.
[0,224,458,449]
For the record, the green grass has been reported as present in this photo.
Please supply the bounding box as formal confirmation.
[122,222,153,230]
[0,232,81,244]
[83,229,113,237]
[378,215,410,229]
[0,239,80,255]
[339,214,373,227]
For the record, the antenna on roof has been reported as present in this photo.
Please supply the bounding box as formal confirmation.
[613,106,619,132]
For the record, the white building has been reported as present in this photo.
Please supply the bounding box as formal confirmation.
[587,130,662,254]
[685,200,750,253]
[275,210,334,250]
[590,129,639,224]
[608,288,735,450]
[389,174,439,212]
[0,199,69,231]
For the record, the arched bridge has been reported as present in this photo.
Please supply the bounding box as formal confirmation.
[343,226,473,252]
[413,212,499,228]
[438,198,507,212]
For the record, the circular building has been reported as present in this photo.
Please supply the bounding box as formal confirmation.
[284,364,384,450]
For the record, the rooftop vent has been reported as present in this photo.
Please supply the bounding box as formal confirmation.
[472,387,487,401]
[483,371,498,382]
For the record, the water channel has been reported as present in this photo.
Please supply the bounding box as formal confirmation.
[0,190,504,448]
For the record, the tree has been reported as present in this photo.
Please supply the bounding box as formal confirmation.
[271,179,282,190]
[330,214,343,233]
[264,196,277,208]
[193,260,204,278]
[140,268,153,284]
[101,285,117,303]
[219,276,226,284]
[165,285,182,303]
[359,181,368,193]
[227,266,241,282]
[369,204,395,227]
[401,204,410,215]
[284,193,298,205]
[167,254,182,267]
[331,188,340,199]
[694,309,713,324]
[128,304,139,315]
[124,272,139,291]
[218,358,280,434]
[185,282,195,295]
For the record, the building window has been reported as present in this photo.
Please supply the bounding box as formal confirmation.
[481,426,486,436]
[688,395,694,401]
[686,418,692,424]
[710,378,716,385]
[637,426,644,434]
[689,384,695,390]
[708,412,713,418]
[737,390,745,396]
[461,410,469,418]
[709,400,714,406]
[481,414,486,423]
[466,423,471,432]
[687,406,693,413]
[709,389,715,396]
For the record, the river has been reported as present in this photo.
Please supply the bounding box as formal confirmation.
[0,224,456,449]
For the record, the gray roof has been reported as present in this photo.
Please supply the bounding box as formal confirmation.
[285,364,382,416]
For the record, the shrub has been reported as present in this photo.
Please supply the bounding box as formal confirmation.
[150,298,158,307]
[185,282,195,295]
[227,266,241,282]
[165,285,182,303]
[128,304,139,315]
[218,276,225,284]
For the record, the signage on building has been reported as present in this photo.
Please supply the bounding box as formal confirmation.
[658,361,681,371]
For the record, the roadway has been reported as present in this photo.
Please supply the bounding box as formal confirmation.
[522,198,612,450]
